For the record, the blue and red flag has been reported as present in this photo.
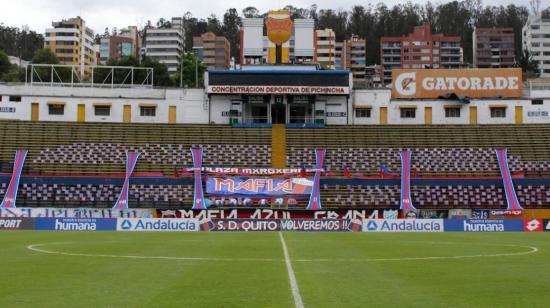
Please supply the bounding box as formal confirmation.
[307,148,325,210]
[496,148,523,211]
[399,149,416,211]
[1,150,28,209]
[113,152,140,209]
[300,165,307,178]
[343,165,351,177]
[191,147,206,210]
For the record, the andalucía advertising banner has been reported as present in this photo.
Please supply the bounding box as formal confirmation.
[206,177,312,198]
[363,219,444,232]
[117,218,199,232]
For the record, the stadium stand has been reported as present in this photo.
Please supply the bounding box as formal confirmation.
[2,121,550,209]
[0,121,271,175]
[287,125,550,177]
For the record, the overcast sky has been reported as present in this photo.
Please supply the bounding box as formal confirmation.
[1,0,535,35]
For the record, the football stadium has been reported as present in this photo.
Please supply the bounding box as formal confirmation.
[2,5,550,308]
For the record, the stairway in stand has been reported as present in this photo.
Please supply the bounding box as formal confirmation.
[271,124,286,168]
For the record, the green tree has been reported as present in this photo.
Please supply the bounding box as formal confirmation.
[517,49,539,78]
[29,48,72,83]
[141,57,174,87]
[0,49,10,79]
[174,53,207,88]
[222,8,242,61]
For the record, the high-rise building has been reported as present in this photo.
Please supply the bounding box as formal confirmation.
[44,16,95,78]
[99,27,142,64]
[315,29,336,69]
[193,32,231,70]
[336,35,367,79]
[240,15,315,65]
[380,23,462,85]
[144,17,185,74]
[522,12,550,77]
[473,27,515,68]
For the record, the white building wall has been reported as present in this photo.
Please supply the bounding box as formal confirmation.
[242,18,264,58]
[2,84,550,126]
[293,19,315,58]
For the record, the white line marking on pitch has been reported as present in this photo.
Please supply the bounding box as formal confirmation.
[279,232,305,308]
[27,243,279,262]
[294,245,538,262]
[26,242,539,264]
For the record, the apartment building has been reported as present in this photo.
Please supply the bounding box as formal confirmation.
[315,29,336,69]
[473,27,515,68]
[380,23,462,85]
[523,12,550,77]
[193,32,231,70]
[44,16,95,78]
[337,35,367,79]
[144,17,185,74]
[99,26,141,64]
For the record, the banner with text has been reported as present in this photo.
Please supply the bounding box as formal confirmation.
[206,177,313,198]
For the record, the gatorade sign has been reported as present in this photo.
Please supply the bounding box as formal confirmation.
[392,68,522,99]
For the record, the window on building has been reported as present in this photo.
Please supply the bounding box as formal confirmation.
[400,108,416,118]
[94,106,111,116]
[355,108,371,118]
[445,107,461,118]
[9,96,21,102]
[532,99,543,105]
[490,107,506,118]
[140,106,156,117]
[48,104,65,115]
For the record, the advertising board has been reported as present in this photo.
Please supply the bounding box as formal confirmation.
[524,219,543,232]
[444,219,524,232]
[206,219,280,232]
[279,219,357,232]
[543,220,550,232]
[363,219,444,232]
[391,68,522,99]
[34,218,117,231]
[0,218,34,230]
[0,207,152,218]
[202,219,361,232]
[117,218,199,232]
[158,209,396,220]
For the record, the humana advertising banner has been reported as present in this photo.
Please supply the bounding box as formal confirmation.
[206,177,312,198]
[363,219,444,232]
[117,218,199,232]
[34,218,117,231]
[444,219,524,232]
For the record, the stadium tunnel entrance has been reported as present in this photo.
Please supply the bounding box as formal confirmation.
[206,68,351,126]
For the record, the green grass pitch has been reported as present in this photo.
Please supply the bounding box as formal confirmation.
[1,231,549,307]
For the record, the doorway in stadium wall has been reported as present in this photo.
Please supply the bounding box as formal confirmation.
[271,104,286,124]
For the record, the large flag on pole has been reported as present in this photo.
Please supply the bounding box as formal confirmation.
[399,149,416,211]
[113,152,140,209]
[1,150,28,209]
[191,147,206,210]
[496,148,523,211]
[306,148,325,210]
